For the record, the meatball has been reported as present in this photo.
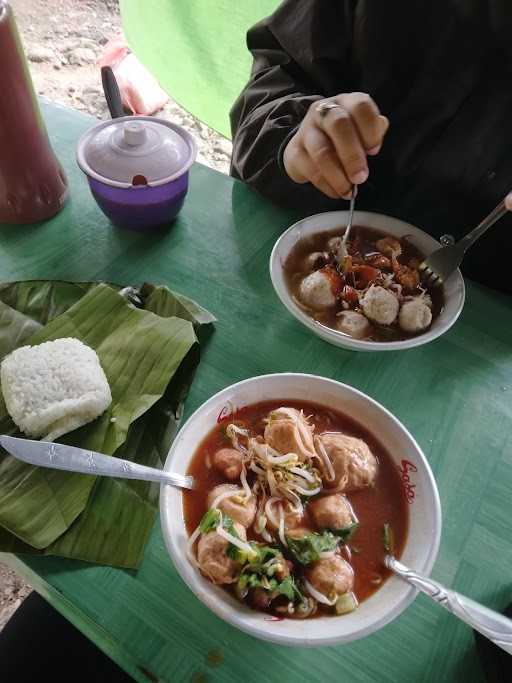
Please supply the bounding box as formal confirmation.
[299,270,337,310]
[376,237,402,259]
[207,484,256,527]
[212,447,243,480]
[267,501,304,532]
[303,251,329,271]
[335,311,372,339]
[365,253,392,270]
[393,263,420,291]
[305,556,354,599]
[318,433,378,492]
[251,587,272,610]
[327,236,343,254]
[360,285,399,325]
[264,407,315,460]
[197,522,246,585]
[309,494,354,530]
[399,299,433,333]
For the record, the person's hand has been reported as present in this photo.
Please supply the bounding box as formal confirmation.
[505,193,512,211]
[283,93,389,199]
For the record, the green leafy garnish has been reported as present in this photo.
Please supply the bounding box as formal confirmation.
[226,541,279,564]
[198,508,237,537]
[199,508,220,533]
[328,522,359,542]
[236,569,302,602]
[382,523,394,553]
[278,575,303,602]
[286,531,339,565]
[231,541,304,604]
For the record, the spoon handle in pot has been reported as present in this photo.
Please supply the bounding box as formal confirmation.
[386,555,512,655]
[101,65,125,119]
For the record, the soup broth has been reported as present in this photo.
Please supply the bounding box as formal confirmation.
[283,226,444,343]
[184,400,409,618]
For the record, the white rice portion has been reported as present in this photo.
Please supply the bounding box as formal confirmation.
[1,338,112,441]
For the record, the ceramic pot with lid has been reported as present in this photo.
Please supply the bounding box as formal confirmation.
[76,115,196,231]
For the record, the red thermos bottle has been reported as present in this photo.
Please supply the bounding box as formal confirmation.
[0,1,68,224]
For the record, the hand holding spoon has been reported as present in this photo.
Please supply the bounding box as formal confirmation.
[337,185,357,262]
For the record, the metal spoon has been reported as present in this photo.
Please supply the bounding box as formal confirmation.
[0,435,194,490]
[337,185,358,263]
[386,554,512,655]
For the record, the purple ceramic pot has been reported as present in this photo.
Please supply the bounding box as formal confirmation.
[76,116,196,231]
[87,173,188,231]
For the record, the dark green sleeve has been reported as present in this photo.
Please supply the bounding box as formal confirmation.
[230,0,355,211]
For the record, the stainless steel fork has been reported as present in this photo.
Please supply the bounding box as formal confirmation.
[419,193,512,287]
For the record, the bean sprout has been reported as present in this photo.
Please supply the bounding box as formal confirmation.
[215,520,253,554]
[278,504,287,548]
[264,497,281,528]
[303,578,338,606]
[293,484,322,497]
[240,466,252,500]
[226,423,250,454]
[261,528,274,543]
[289,466,317,484]
[314,435,336,482]
[210,487,247,511]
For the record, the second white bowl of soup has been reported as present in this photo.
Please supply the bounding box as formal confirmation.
[160,373,441,647]
[270,211,465,352]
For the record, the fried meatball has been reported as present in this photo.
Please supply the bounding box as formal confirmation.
[197,523,246,585]
[376,237,402,259]
[305,556,354,599]
[266,501,304,532]
[251,587,273,610]
[264,407,315,460]
[309,494,354,530]
[207,484,256,527]
[212,447,243,480]
[327,236,343,255]
[299,270,337,310]
[393,263,420,291]
[398,299,433,333]
[318,433,378,492]
[335,311,372,339]
[360,285,399,325]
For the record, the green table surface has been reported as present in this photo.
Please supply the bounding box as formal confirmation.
[1,102,512,683]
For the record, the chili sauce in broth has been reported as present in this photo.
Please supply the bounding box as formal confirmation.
[184,400,409,615]
[284,226,444,342]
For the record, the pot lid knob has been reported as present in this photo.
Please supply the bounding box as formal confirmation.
[123,122,147,147]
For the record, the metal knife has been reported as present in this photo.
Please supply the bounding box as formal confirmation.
[0,435,194,490]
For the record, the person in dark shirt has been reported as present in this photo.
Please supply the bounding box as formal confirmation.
[230,0,512,293]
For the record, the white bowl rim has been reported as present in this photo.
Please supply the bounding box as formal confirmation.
[160,373,442,647]
[269,210,466,352]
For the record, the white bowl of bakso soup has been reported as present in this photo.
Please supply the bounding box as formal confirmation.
[160,373,441,647]
[270,211,465,352]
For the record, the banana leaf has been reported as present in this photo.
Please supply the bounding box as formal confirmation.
[0,280,216,329]
[0,281,214,567]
